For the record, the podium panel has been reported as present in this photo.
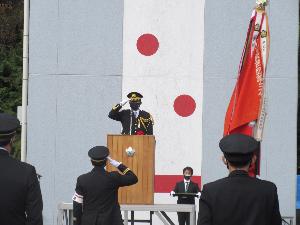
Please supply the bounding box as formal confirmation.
[107,135,155,204]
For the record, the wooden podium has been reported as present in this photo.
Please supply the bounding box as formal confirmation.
[107,135,155,204]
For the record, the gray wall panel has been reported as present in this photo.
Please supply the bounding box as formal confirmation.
[53,75,122,204]
[28,1,124,224]
[261,78,297,217]
[27,76,58,225]
[202,77,235,182]
[29,0,59,75]
[202,0,298,220]
[267,1,299,78]
[57,0,123,75]
[27,75,122,225]
[203,1,252,78]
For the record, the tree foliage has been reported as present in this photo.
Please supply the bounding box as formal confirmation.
[0,0,23,159]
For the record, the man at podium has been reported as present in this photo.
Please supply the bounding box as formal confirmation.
[171,166,201,225]
[108,92,154,135]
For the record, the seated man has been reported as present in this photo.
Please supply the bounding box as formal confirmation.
[108,92,154,135]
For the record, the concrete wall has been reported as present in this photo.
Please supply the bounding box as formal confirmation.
[202,0,298,220]
[27,1,124,224]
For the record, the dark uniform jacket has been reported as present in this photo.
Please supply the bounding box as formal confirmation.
[173,180,200,204]
[73,164,138,225]
[197,170,282,225]
[0,149,43,225]
[108,104,153,135]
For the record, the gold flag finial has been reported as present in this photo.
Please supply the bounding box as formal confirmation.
[256,0,268,10]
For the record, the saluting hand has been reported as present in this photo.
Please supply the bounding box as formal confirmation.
[107,156,121,168]
[120,99,128,107]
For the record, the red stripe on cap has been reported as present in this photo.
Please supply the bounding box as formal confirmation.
[154,175,201,193]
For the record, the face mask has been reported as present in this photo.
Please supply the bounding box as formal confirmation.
[130,102,141,111]
[184,175,191,180]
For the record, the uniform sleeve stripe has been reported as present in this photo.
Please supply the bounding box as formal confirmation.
[122,168,130,175]
[74,193,83,198]
[72,192,83,203]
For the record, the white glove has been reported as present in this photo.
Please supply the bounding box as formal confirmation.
[107,156,121,168]
[120,99,128,106]
[196,192,201,198]
[170,191,175,197]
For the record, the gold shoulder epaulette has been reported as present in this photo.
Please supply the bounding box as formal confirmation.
[150,114,154,125]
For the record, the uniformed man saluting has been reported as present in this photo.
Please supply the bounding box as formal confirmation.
[197,133,282,225]
[72,146,138,225]
[0,113,43,225]
[108,92,154,135]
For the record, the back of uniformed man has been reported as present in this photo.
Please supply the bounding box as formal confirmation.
[197,133,282,225]
[0,113,43,225]
[72,146,138,225]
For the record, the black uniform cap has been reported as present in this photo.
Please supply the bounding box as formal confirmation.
[0,113,20,141]
[219,133,259,163]
[88,146,109,162]
[127,92,143,102]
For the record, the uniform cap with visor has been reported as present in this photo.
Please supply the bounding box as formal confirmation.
[219,133,259,164]
[127,92,143,103]
[0,113,20,143]
[88,146,109,162]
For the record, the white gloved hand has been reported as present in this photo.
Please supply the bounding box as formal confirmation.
[196,192,201,198]
[107,156,121,168]
[120,99,128,106]
[170,191,175,197]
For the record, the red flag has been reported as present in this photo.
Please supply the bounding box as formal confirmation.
[223,6,270,176]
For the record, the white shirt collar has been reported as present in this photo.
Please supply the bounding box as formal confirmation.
[184,179,190,183]
[132,109,140,117]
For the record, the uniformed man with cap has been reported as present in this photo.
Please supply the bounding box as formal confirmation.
[108,92,154,135]
[197,133,282,225]
[72,146,138,225]
[0,113,43,225]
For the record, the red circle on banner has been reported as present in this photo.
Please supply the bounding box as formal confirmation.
[173,95,196,117]
[136,34,159,56]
